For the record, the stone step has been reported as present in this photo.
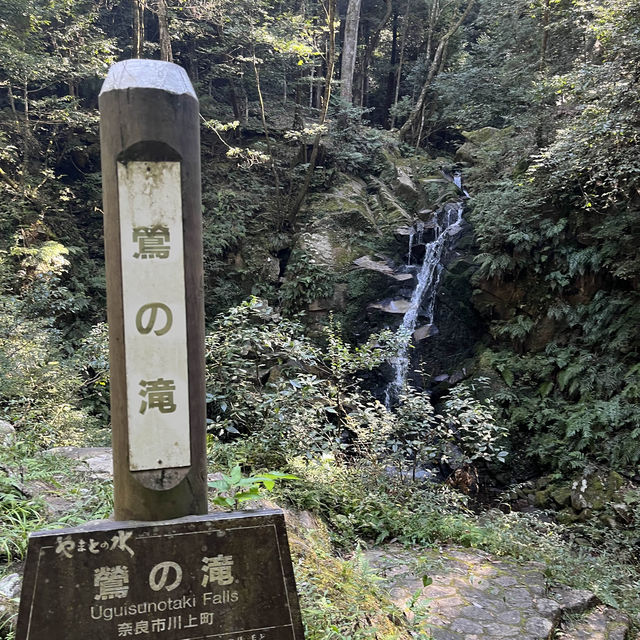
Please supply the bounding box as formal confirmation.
[557,605,630,640]
[364,545,629,640]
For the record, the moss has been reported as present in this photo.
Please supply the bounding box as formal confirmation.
[550,486,573,508]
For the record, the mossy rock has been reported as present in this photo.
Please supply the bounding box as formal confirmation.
[570,469,624,512]
[556,508,580,525]
[550,486,573,508]
[535,488,552,508]
[461,126,514,145]
[455,126,515,166]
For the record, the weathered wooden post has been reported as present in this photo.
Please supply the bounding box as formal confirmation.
[99,59,207,520]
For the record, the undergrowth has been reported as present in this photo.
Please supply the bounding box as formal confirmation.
[273,456,640,623]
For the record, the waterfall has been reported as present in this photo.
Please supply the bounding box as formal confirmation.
[386,202,464,405]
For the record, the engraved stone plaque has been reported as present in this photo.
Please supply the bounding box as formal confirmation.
[117,161,190,472]
[16,510,304,640]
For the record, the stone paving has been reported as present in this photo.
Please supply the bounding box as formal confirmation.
[364,545,631,640]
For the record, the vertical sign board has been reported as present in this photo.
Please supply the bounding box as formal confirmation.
[16,511,306,640]
[98,60,207,520]
[118,161,190,471]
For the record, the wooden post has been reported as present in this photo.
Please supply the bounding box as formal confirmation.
[99,59,207,521]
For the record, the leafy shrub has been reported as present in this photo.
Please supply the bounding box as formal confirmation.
[205,298,401,462]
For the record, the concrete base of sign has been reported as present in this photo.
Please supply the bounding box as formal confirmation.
[16,510,304,640]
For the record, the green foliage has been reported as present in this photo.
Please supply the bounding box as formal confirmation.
[459,0,640,472]
[0,474,46,562]
[279,457,476,548]
[444,381,509,464]
[208,464,297,510]
[0,295,105,449]
[279,248,336,311]
[205,298,401,462]
[0,443,113,564]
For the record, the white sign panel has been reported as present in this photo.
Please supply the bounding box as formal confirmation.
[117,161,191,471]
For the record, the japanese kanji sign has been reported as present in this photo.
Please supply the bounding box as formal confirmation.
[16,510,304,640]
[117,161,190,472]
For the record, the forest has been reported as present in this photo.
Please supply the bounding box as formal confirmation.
[1,0,639,637]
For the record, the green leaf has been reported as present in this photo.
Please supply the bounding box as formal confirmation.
[209,479,231,492]
[235,488,261,503]
[230,465,243,483]
[538,381,554,397]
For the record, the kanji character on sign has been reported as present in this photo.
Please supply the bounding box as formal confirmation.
[201,554,234,587]
[132,225,170,259]
[199,612,214,625]
[139,378,176,414]
[184,615,198,629]
[134,620,149,635]
[167,616,182,630]
[117,622,133,637]
[94,565,129,600]
[151,619,166,633]
[111,530,135,556]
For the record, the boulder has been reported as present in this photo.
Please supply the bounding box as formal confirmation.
[353,256,413,282]
[0,420,15,446]
[550,486,573,508]
[413,324,439,342]
[368,298,411,314]
[455,126,515,166]
[394,167,421,208]
[0,574,21,599]
[0,573,21,636]
[461,126,503,144]
[570,469,624,513]
[47,447,113,478]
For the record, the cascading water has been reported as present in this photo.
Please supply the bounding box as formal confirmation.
[386,202,464,405]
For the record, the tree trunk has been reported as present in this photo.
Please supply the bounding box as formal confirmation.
[133,0,145,58]
[398,0,475,143]
[156,0,172,62]
[390,0,411,129]
[251,42,282,208]
[354,22,368,107]
[340,0,361,104]
[540,0,550,70]
[385,8,398,122]
[289,0,337,226]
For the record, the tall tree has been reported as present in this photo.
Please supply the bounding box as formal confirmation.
[289,0,337,225]
[357,0,392,106]
[398,0,476,143]
[132,0,145,58]
[340,0,361,104]
[156,0,172,62]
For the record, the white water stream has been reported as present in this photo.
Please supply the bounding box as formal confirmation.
[386,202,464,405]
